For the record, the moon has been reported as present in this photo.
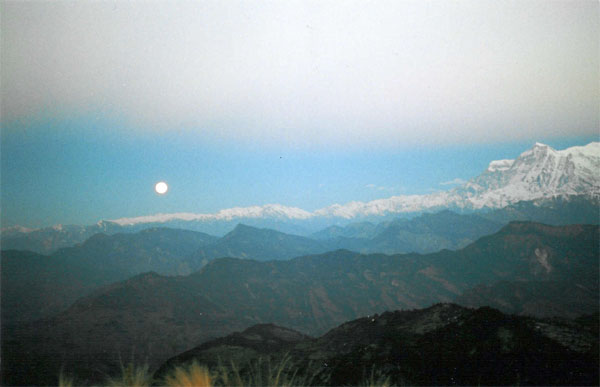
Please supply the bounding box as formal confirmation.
[155,181,168,194]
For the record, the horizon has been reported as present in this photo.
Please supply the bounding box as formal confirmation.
[1,1,598,228]
[2,140,597,230]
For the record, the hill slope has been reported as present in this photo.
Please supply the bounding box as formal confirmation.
[154,304,599,386]
[193,224,330,262]
[1,227,217,323]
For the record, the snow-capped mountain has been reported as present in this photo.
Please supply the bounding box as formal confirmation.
[314,142,599,218]
[104,142,598,223]
[450,142,600,209]
[3,142,598,239]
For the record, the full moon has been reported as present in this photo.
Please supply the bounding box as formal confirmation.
[155,181,168,194]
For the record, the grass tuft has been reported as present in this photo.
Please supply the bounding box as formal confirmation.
[58,371,74,387]
[362,367,392,387]
[163,355,314,387]
[163,360,213,387]
[106,362,152,387]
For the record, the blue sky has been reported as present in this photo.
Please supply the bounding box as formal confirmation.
[2,114,595,228]
[1,1,598,228]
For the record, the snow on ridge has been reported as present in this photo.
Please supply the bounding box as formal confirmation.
[110,203,313,226]
[557,141,600,159]
[0,225,36,234]
[314,192,453,218]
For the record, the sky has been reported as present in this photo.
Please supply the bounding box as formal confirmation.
[1,0,598,228]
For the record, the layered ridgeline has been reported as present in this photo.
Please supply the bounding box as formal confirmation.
[153,304,599,386]
[0,221,124,255]
[0,210,508,325]
[2,142,599,253]
[2,210,505,325]
[3,222,597,385]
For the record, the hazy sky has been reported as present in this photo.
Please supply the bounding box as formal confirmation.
[1,1,598,227]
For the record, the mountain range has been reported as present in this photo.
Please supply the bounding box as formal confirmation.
[3,222,597,385]
[12,200,593,327]
[2,142,599,251]
[0,210,503,324]
[1,141,598,386]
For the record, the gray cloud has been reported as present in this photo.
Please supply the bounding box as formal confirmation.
[2,1,598,147]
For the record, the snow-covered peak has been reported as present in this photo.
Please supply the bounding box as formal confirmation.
[456,141,600,209]
[314,142,600,217]
[557,141,599,158]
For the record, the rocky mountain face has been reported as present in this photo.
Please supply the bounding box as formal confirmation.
[153,304,599,386]
[3,222,596,385]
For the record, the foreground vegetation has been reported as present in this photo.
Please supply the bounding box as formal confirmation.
[59,358,397,387]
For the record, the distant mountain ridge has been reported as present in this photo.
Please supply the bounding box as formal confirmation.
[193,224,330,263]
[3,194,598,256]
[3,143,597,244]
[0,220,124,255]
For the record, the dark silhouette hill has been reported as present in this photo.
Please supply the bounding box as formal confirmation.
[154,303,599,386]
